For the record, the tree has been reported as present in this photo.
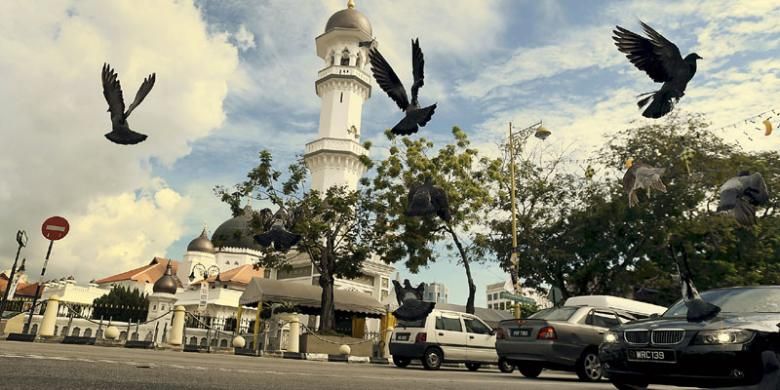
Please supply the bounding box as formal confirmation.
[369,127,495,314]
[214,150,374,333]
[92,285,149,323]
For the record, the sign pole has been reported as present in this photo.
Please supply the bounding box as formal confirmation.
[24,239,53,333]
[0,231,27,320]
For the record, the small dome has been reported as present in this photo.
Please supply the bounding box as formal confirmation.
[187,228,215,254]
[325,1,372,36]
[153,261,177,295]
[211,205,263,251]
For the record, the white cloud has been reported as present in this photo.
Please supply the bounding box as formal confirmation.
[0,0,240,280]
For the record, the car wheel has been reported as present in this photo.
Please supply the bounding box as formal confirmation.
[498,358,515,373]
[518,364,543,378]
[392,356,410,368]
[576,350,603,381]
[422,347,443,370]
[465,362,481,371]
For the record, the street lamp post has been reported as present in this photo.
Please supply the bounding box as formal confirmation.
[0,230,28,320]
[507,121,551,319]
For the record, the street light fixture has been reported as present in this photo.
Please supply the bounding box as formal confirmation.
[0,230,29,319]
[507,121,551,319]
[188,263,221,283]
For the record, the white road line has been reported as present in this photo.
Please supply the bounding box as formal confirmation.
[97,359,117,364]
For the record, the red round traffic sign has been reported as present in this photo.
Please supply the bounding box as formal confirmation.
[42,216,69,241]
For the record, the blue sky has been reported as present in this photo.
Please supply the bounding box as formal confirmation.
[1,0,778,307]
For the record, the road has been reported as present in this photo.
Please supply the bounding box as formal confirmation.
[0,340,693,390]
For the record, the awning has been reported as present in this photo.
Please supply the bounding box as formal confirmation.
[239,278,386,318]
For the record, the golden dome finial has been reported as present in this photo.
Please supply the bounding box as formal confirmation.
[347,0,355,9]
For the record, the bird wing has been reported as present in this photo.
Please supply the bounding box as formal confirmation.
[635,166,667,192]
[622,164,639,193]
[253,232,273,247]
[101,63,126,118]
[640,21,686,79]
[430,185,451,222]
[742,172,770,205]
[612,22,682,83]
[274,229,302,251]
[369,48,410,111]
[392,280,404,305]
[410,38,425,107]
[124,73,155,118]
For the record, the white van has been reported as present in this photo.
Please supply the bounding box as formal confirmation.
[389,308,497,371]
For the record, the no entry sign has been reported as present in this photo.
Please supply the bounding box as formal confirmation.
[41,216,69,241]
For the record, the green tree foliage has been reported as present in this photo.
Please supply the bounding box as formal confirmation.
[368,127,494,314]
[92,285,149,323]
[214,151,374,333]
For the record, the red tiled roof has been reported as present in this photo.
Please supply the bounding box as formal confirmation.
[95,257,180,285]
[14,282,43,298]
[204,264,265,286]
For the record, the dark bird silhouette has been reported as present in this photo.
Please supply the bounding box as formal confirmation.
[101,63,156,145]
[392,279,435,322]
[668,243,720,323]
[613,21,702,118]
[406,177,451,221]
[369,38,437,135]
[622,159,667,207]
[717,171,770,226]
[254,207,301,252]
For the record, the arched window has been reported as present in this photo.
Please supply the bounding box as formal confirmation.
[200,337,208,346]
[119,331,127,341]
[31,324,38,335]
[131,332,139,341]
[71,327,80,337]
[340,49,350,66]
[61,326,69,336]
[220,339,228,348]
[189,336,198,345]
[96,329,103,339]
[211,338,218,346]
[83,328,92,338]
[145,331,154,341]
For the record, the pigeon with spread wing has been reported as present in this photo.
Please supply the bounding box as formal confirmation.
[254,207,302,252]
[101,63,156,145]
[406,177,451,222]
[613,21,702,118]
[369,38,437,135]
[668,242,721,323]
[717,171,770,226]
[392,279,435,321]
[623,159,667,207]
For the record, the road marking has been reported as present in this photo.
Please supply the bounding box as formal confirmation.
[168,364,188,370]
[97,359,117,364]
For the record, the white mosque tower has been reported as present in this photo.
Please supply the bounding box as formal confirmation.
[304,0,373,192]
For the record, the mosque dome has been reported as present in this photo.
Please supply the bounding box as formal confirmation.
[152,261,177,295]
[187,228,216,254]
[324,0,372,36]
[211,205,263,251]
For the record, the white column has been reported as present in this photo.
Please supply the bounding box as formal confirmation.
[39,296,60,337]
[168,305,185,346]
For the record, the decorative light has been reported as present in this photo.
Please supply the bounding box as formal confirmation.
[534,124,551,140]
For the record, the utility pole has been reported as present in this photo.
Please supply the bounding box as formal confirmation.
[0,230,28,320]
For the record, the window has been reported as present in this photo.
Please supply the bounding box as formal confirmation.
[464,318,491,334]
[161,305,166,311]
[83,328,92,338]
[435,316,462,332]
[340,92,343,103]
[153,305,157,311]
[340,49,350,66]
[189,336,198,345]
[587,310,620,328]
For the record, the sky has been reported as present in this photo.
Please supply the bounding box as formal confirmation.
[1,0,779,308]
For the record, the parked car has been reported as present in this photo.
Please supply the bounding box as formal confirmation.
[495,295,666,381]
[389,308,498,371]
[600,286,780,389]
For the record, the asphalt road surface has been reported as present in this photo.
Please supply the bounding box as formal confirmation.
[0,340,695,390]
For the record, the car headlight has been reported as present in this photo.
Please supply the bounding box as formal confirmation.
[603,331,620,344]
[693,329,755,345]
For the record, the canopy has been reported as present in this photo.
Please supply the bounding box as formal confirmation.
[239,277,386,318]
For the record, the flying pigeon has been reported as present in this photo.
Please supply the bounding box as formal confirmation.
[392,279,435,322]
[369,38,437,135]
[254,207,302,252]
[613,21,702,118]
[668,243,721,323]
[717,171,770,226]
[622,159,667,207]
[101,63,156,145]
[406,177,451,222]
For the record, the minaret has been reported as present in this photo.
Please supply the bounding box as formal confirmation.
[305,0,373,192]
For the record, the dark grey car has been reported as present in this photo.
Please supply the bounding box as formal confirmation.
[495,306,648,381]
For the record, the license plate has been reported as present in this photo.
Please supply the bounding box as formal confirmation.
[627,349,676,363]
[511,328,531,337]
[396,334,409,341]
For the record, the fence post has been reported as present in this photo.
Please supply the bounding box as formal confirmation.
[39,295,60,337]
[168,306,185,347]
[287,313,300,353]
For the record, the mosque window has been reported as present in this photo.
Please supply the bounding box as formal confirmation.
[152,305,157,311]
[340,49,350,66]
[356,52,362,68]
[340,92,343,103]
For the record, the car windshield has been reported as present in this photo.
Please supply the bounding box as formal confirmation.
[664,288,780,317]
[529,307,579,321]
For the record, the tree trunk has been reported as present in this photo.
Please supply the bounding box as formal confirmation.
[318,272,336,333]
[449,228,477,314]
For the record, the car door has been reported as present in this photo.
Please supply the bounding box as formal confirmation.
[434,312,467,361]
[463,316,496,363]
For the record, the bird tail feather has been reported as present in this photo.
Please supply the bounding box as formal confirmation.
[641,90,674,118]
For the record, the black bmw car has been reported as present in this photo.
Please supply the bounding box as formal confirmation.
[600,286,780,389]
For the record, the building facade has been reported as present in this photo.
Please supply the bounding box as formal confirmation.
[486,282,553,311]
[423,282,448,304]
